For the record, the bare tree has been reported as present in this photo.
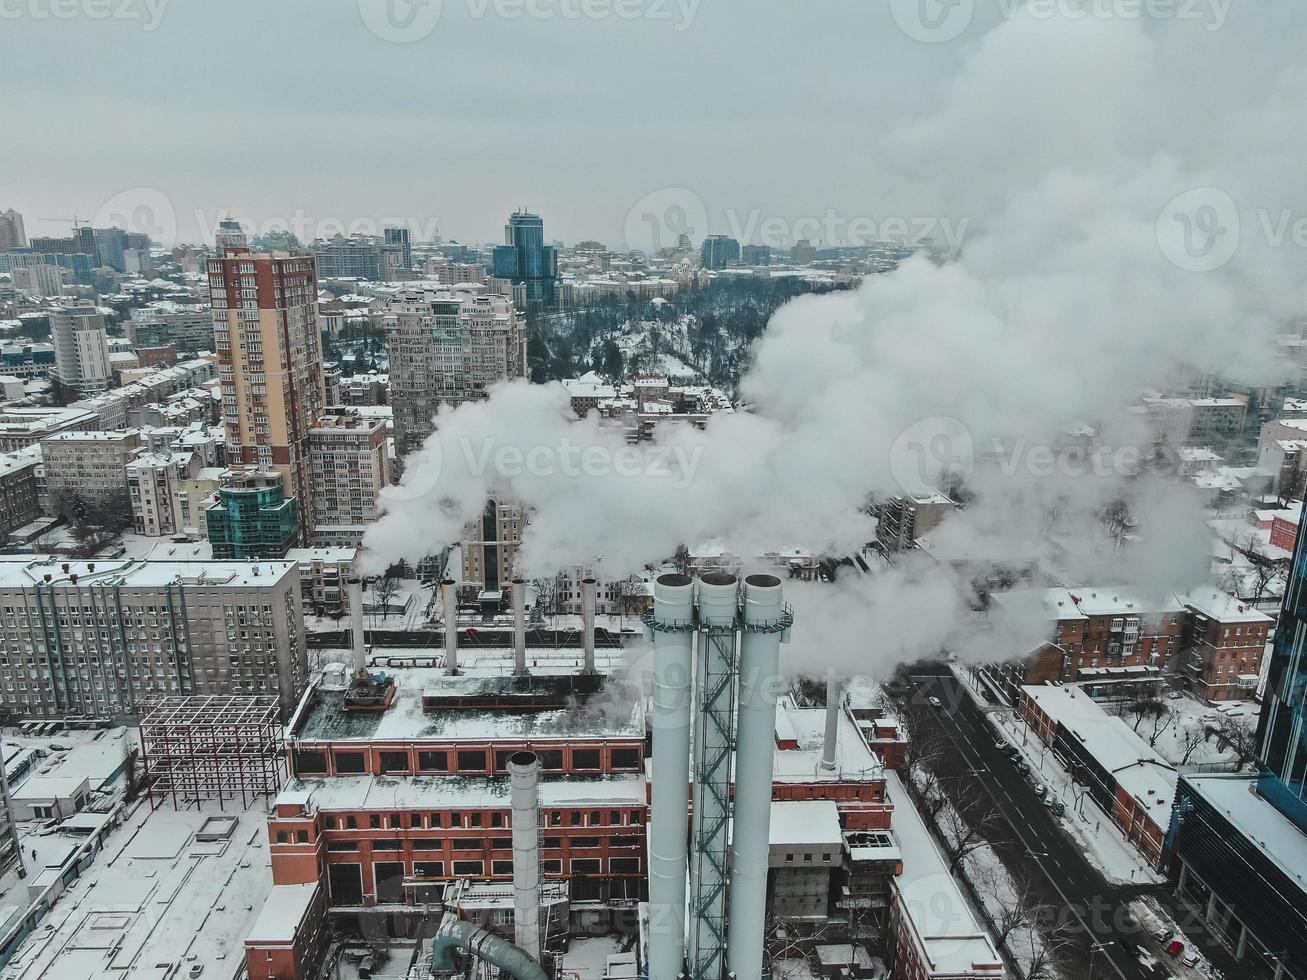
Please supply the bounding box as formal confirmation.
[940,786,1007,874]
[983,867,1055,950]
[1121,698,1166,735]
[531,574,564,626]
[1278,464,1307,507]
[1176,724,1210,766]
[1145,704,1177,749]
[1024,922,1077,980]
[1098,498,1134,550]
[1213,714,1259,771]
[1239,539,1286,603]
[372,573,400,623]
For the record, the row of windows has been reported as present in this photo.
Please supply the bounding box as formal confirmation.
[298,745,640,775]
[318,834,641,852]
[318,807,644,831]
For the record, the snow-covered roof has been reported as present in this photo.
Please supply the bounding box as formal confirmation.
[769,800,842,847]
[1174,588,1272,624]
[246,882,319,944]
[1020,685,1178,812]
[0,555,297,589]
[280,773,646,811]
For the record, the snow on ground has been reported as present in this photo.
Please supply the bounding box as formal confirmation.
[952,666,1163,886]
[1104,693,1249,771]
[771,959,820,979]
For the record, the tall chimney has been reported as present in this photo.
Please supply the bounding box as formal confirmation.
[821,675,842,771]
[441,578,458,674]
[347,577,367,673]
[511,578,528,676]
[688,573,738,979]
[508,751,542,963]
[581,577,597,674]
[727,574,787,980]
[647,573,695,980]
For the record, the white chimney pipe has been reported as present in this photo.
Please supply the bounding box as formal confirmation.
[821,676,842,771]
[648,573,695,980]
[441,578,458,674]
[511,578,528,676]
[727,574,786,980]
[581,577,597,674]
[688,572,738,979]
[347,577,366,673]
[508,750,542,963]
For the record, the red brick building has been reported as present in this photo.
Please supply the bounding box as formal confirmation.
[1175,589,1272,701]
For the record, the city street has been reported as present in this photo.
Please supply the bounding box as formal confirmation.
[904,665,1186,980]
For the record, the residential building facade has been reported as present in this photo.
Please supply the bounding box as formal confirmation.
[50,303,113,396]
[308,412,390,547]
[208,249,324,544]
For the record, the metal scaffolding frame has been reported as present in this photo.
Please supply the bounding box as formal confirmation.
[139,695,286,810]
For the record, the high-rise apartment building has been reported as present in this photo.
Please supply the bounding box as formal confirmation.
[50,302,113,395]
[0,210,26,251]
[0,556,307,719]
[383,288,526,456]
[491,210,559,312]
[307,411,391,547]
[207,248,324,544]
[1258,519,1307,829]
[204,468,301,559]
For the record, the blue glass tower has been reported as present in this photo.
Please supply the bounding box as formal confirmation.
[1257,515,1307,831]
[493,211,558,313]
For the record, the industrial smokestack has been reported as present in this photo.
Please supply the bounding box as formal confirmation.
[727,574,789,980]
[508,751,542,963]
[441,578,459,674]
[581,577,597,674]
[821,675,842,771]
[688,573,739,980]
[347,577,367,673]
[647,573,695,980]
[511,578,528,676]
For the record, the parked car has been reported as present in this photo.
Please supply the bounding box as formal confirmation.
[1181,950,1199,968]
[1152,926,1174,943]
[1166,691,1183,701]
[1032,782,1047,797]
[1017,760,1030,774]
[1043,796,1056,808]
[1052,802,1066,816]
[1166,940,1185,957]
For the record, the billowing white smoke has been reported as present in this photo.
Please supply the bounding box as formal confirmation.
[365,9,1307,665]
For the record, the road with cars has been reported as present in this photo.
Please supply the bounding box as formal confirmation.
[901,664,1232,980]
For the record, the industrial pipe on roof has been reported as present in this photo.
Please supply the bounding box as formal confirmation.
[821,675,842,771]
[441,578,459,675]
[429,914,549,980]
[581,577,597,674]
[727,574,787,980]
[346,577,366,673]
[507,751,542,962]
[646,573,695,980]
[511,578,528,676]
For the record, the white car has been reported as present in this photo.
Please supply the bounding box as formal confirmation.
[928,696,943,708]
[1181,950,1200,968]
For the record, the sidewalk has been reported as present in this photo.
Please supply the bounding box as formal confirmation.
[951,663,1164,887]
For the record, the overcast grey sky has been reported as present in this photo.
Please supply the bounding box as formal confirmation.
[1,0,997,248]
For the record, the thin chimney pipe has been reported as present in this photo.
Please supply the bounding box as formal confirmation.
[508,751,542,963]
[511,578,528,676]
[821,675,842,771]
[441,578,459,674]
[581,577,597,674]
[347,577,367,673]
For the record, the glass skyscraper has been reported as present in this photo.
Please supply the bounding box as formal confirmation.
[1258,515,1307,831]
[491,210,559,313]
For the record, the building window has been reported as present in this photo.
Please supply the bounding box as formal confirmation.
[414,861,443,877]
[572,837,601,849]
[276,831,289,844]
[417,750,448,772]
[537,749,563,770]
[373,839,401,851]
[297,830,309,844]
[334,752,365,774]
[452,860,484,876]
[327,841,358,852]
[491,860,513,876]
[570,858,602,874]
[295,750,328,774]
[611,857,640,874]
[456,750,487,772]
[380,751,409,773]
[571,749,601,770]
[414,839,442,851]
[610,748,640,770]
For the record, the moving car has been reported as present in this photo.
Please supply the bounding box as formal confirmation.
[1181,950,1199,967]
[1152,926,1174,943]
[928,696,943,708]
[1166,940,1185,957]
